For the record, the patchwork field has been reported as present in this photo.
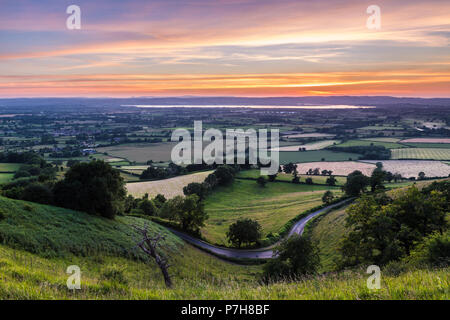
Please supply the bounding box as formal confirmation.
[98,142,176,163]
[361,160,450,178]
[391,148,450,160]
[273,140,339,151]
[294,161,376,176]
[400,138,450,144]
[126,171,213,199]
[334,139,405,149]
[279,150,361,164]
[203,179,341,245]
[283,133,335,139]
[236,169,347,185]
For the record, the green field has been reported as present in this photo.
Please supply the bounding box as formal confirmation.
[0,163,22,172]
[0,173,15,183]
[97,142,176,163]
[359,125,404,131]
[203,179,341,245]
[279,150,361,164]
[391,148,450,160]
[333,139,405,149]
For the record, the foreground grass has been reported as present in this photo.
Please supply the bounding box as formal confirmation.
[0,244,447,299]
[203,179,341,245]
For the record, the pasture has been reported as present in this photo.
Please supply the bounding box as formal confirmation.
[236,169,347,185]
[334,139,405,149]
[391,148,450,160]
[97,142,176,163]
[202,179,341,245]
[279,150,361,164]
[273,140,339,151]
[126,171,213,199]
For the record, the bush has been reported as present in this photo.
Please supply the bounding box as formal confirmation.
[263,235,320,282]
[409,230,450,267]
[21,183,53,205]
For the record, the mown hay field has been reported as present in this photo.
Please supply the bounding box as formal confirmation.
[294,161,376,176]
[126,171,213,199]
[391,148,450,160]
[361,160,450,178]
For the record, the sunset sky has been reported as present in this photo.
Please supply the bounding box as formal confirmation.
[0,0,449,98]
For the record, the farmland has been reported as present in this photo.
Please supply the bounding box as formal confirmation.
[400,138,450,144]
[279,150,361,164]
[202,179,341,245]
[333,139,405,149]
[361,160,450,178]
[97,142,176,163]
[273,140,339,151]
[293,161,376,177]
[126,171,213,199]
[236,169,347,185]
[391,148,450,160]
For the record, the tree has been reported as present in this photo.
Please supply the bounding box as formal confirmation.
[342,170,370,196]
[183,182,209,200]
[305,177,313,185]
[268,174,277,182]
[263,235,320,281]
[214,165,235,186]
[161,195,208,234]
[21,183,53,205]
[133,224,173,288]
[339,184,448,268]
[153,194,167,208]
[326,176,337,186]
[227,218,262,248]
[257,176,267,187]
[418,171,426,180]
[370,168,386,192]
[53,160,126,219]
[139,199,158,216]
[283,163,296,174]
[322,190,334,204]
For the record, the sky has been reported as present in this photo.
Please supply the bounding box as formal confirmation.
[0,0,449,98]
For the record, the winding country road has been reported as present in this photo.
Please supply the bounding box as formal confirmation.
[168,199,351,259]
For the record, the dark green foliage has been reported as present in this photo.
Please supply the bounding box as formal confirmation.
[153,194,167,208]
[183,182,210,200]
[138,199,158,216]
[160,195,208,234]
[322,190,334,204]
[140,162,186,180]
[342,170,370,196]
[21,183,53,205]
[305,177,313,185]
[214,165,236,186]
[256,176,267,187]
[53,160,126,219]
[283,163,297,174]
[226,218,262,248]
[263,235,320,281]
[370,168,386,192]
[326,176,337,186]
[409,230,450,267]
[268,174,277,182]
[339,182,449,268]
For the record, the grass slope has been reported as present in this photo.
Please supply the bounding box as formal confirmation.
[0,244,447,299]
[0,196,181,259]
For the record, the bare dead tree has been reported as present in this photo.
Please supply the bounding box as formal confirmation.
[133,224,173,288]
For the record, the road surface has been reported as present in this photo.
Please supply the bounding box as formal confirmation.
[168,199,351,259]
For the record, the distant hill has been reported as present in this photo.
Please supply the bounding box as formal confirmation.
[0,96,449,113]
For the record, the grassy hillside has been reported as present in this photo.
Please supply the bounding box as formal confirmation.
[0,196,182,259]
[308,206,349,272]
[203,179,342,245]
[0,244,447,299]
